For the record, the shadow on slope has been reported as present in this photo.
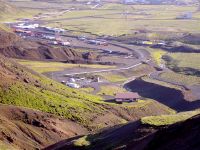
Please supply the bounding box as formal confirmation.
[45,114,200,150]
[125,79,200,111]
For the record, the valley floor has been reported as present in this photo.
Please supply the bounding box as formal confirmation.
[0,0,200,149]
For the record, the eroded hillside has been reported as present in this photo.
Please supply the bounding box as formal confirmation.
[0,105,87,150]
[0,30,88,62]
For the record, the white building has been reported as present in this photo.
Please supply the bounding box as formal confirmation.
[61,41,70,46]
[16,23,39,29]
[43,35,56,40]
[52,41,58,45]
[66,83,80,89]
[122,0,148,4]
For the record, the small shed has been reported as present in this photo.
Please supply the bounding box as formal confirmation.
[115,92,140,103]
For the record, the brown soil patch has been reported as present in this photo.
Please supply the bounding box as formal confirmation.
[0,105,88,150]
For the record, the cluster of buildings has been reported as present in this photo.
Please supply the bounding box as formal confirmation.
[14,23,66,34]
[61,78,84,89]
[40,26,65,33]
[12,22,66,34]
[12,23,110,47]
[13,23,39,36]
[42,35,71,46]
[86,0,101,5]
[62,76,101,89]
[62,78,81,89]
[12,22,71,46]
[14,29,32,35]
[51,40,70,46]
[85,0,103,9]
[15,23,39,29]
[122,0,149,5]
[63,77,141,103]
[77,35,109,46]
[122,0,194,5]
[87,39,108,46]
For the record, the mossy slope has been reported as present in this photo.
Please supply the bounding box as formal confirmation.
[0,53,174,131]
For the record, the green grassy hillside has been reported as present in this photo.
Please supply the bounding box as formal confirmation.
[0,54,102,128]
[141,110,200,126]
[0,52,175,131]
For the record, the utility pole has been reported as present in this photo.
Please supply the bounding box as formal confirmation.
[123,5,135,21]
[123,8,129,20]
[55,31,61,41]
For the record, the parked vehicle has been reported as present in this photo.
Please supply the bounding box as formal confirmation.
[61,41,70,46]
[66,83,80,89]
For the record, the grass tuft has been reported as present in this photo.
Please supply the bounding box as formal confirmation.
[73,136,91,147]
[141,110,200,126]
